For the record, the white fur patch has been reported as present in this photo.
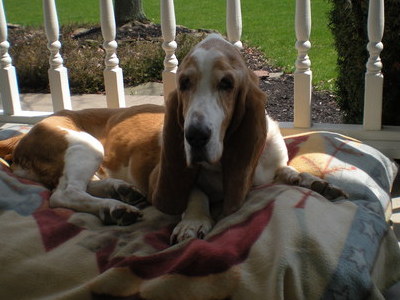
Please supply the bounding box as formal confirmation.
[47,127,141,224]
[57,128,104,190]
[184,47,226,165]
[199,33,231,46]
[253,115,289,186]
[60,127,104,156]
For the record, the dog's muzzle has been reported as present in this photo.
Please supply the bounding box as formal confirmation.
[185,123,211,164]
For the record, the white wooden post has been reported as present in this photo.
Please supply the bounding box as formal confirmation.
[294,0,312,128]
[363,0,384,130]
[43,0,72,111]
[0,0,21,115]
[161,0,178,100]
[100,0,125,108]
[226,0,243,49]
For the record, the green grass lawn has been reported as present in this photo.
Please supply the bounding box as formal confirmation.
[3,0,337,90]
[3,0,100,26]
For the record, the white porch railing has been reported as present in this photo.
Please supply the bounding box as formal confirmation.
[0,0,399,159]
[0,0,125,122]
[285,0,399,160]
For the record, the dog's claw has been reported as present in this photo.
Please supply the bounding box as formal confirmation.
[170,218,213,244]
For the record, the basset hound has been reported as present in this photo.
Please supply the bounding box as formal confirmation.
[0,34,345,242]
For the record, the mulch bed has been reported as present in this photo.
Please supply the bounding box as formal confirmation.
[242,45,344,124]
[111,21,345,124]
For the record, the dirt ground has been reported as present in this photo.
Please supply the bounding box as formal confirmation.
[241,47,344,124]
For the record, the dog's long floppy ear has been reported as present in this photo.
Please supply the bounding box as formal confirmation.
[221,70,267,216]
[149,90,200,215]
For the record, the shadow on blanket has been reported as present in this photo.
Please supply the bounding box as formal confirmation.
[0,127,399,300]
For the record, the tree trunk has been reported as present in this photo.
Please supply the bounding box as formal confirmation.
[114,0,149,26]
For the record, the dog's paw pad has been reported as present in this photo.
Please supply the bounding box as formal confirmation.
[109,182,147,208]
[115,185,132,197]
[102,205,143,226]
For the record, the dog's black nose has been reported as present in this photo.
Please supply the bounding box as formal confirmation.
[185,124,211,148]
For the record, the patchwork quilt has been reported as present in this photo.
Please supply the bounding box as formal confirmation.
[0,126,399,299]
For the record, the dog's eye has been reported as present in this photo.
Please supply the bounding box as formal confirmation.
[179,76,191,91]
[218,76,234,91]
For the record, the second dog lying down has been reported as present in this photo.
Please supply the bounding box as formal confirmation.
[0,34,346,243]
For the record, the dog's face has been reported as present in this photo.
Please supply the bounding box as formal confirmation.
[177,35,246,166]
[151,34,267,215]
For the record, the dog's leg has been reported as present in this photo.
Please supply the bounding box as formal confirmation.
[170,187,214,244]
[258,117,347,200]
[254,116,291,186]
[49,129,142,225]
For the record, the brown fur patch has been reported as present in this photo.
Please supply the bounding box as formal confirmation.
[0,134,24,161]
[102,105,165,193]
[3,105,166,192]
[149,91,200,213]
[12,116,74,189]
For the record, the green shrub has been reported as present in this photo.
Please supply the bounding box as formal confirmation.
[328,0,400,125]
[8,24,204,94]
[9,28,50,92]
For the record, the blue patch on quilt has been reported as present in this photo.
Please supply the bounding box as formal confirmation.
[0,172,45,216]
[322,201,388,299]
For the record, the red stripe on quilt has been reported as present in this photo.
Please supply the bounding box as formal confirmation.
[285,134,309,161]
[294,189,313,209]
[34,209,82,252]
[99,200,275,278]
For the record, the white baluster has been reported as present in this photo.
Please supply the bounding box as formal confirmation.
[43,0,72,111]
[161,0,178,99]
[363,0,384,130]
[100,0,125,108]
[294,0,312,128]
[0,0,21,115]
[226,0,242,49]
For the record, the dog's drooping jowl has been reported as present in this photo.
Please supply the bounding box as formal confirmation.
[0,34,346,242]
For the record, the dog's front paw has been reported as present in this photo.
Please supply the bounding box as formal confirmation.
[170,217,214,244]
[101,203,143,226]
[309,179,348,200]
[88,179,147,208]
[275,167,347,200]
[298,172,348,200]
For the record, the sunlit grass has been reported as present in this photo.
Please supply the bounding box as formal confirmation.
[3,0,99,26]
[146,0,337,91]
[4,0,337,90]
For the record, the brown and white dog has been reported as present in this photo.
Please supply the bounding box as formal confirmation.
[0,34,344,243]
